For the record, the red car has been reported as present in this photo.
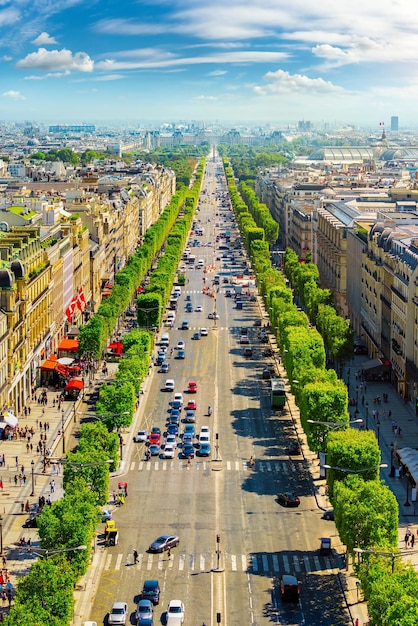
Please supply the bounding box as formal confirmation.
[188,381,198,393]
[149,433,161,446]
[186,400,197,411]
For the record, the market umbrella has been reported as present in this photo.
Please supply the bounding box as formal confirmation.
[57,357,74,365]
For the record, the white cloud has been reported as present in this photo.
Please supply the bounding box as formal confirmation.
[96,50,287,70]
[0,55,12,61]
[0,7,20,28]
[194,95,218,101]
[24,70,70,80]
[2,90,25,100]
[32,32,57,46]
[94,18,164,36]
[16,48,94,72]
[208,70,227,76]
[253,69,344,95]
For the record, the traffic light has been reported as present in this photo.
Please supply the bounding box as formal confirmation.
[216,534,220,543]
[216,612,221,623]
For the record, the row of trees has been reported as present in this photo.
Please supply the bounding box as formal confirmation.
[128,145,210,187]
[5,421,117,625]
[4,159,206,626]
[223,159,418,625]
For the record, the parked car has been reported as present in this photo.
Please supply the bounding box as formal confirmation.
[181,443,195,459]
[108,602,128,625]
[183,409,195,423]
[188,381,198,393]
[200,327,208,336]
[163,445,176,459]
[141,579,160,605]
[149,535,179,553]
[277,492,300,507]
[159,362,170,373]
[177,349,186,359]
[287,442,301,455]
[243,347,253,357]
[186,400,197,411]
[322,509,334,521]
[149,433,161,445]
[148,444,160,456]
[198,442,211,457]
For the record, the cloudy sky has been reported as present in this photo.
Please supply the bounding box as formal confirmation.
[0,0,417,127]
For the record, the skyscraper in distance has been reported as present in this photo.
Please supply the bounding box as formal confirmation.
[391,116,399,131]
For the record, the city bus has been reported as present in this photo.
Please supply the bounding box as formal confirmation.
[271,378,286,409]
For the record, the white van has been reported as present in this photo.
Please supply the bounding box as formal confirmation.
[160,333,170,347]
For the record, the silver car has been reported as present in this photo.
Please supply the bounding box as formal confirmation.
[108,602,128,625]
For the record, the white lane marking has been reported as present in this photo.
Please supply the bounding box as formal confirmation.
[252,555,258,573]
[179,554,185,571]
[200,554,205,571]
[242,555,247,571]
[147,554,153,570]
[138,462,144,471]
[293,555,301,572]
[231,555,237,571]
[130,462,135,471]
[262,554,269,572]
[115,554,123,570]
[313,556,321,571]
[104,554,112,570]
[272,554,279,572]
[303,555,311,572]
[282,554,290,572]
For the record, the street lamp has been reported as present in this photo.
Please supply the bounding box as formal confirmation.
[31,459,35,496]
[365,402,369,430]
[322,463,387,474]
[404,470,411,507]
[61,409,65,454]
[377,417,381,444]
[29,544,87,560]
[307,418,363,430]
[354,547,402,574]
[0,515,3,556]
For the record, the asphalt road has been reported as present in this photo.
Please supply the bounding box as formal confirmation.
[89,158,350,626]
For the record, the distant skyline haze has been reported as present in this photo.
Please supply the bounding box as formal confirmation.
[0,1,415,128]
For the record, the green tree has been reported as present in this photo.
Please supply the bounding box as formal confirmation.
[333,474,398,556]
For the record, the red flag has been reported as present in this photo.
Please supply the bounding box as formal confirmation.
[76,286,86,311]
[65,300,75,322]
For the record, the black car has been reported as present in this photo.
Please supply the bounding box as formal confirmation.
[322,509,334,521]
[287,442,301,456]
[181,443,195,459]
[142,579,160,605]
[280,574,300,601]
[277,492,300,507]
[23,514,39,528]
[148,534,179,553]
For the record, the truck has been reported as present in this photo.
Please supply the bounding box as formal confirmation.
[177,272,186,286]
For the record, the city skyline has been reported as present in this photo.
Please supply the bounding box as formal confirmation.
[0,1,416,127]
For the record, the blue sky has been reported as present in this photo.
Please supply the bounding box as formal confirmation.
[0,0,417,127]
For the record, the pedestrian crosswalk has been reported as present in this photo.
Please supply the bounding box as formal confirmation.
[127,460,299,473]
[100,550,337,575]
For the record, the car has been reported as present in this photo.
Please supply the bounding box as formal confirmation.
[200,327,208,336]
[151,427,161,435]
[101,509,112,522]
[186,400,197,411]
[184,424,195,437]
[277,492,301,507]
[159,362,170,373]
[148,444,160,456]
[166,600,185,624]
[198,442,211,457]
[180,320,189,330]
[149,433,161,445]
[176,341,185,350]
[199,434,210,446]
[287,442,302,455]
[195,305,203,312]
[163,445,176,459]
[208,312,219,319]
[164,379,175,392]
[137,618,153,626]
[169,409,180,422]
[181,443,195,459]
[185,302,193,312]
[108,602,128,625]
[167,423,179,436]
[134,429,148,443]
[141,579,160,605]
[200,425,210,436]
[254,319,262,326]
[240,335,250,344]
[192,332,200,340]
[136,599,153,621]
[188,381,197,393]
[174,392,183,405]
[149,535,180,553]
[170,399,182,411]
[177,349,185,359]
[262,368,273,380]
[165,434,177,449]
[182,433,193,445]
[280,574,300,602]
[243,347,253,357]
[183,409,195,423]
[185,294,191,301]
[156,353,165,366]
[322,509,335,521]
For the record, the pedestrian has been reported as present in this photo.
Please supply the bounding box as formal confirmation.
[411,533,415,549]
[113,490,117,504]
[20,502,24,514]
[133,549,138,564]
[25,500,29,513]
[167,547,171,560]
[2,556,6,568]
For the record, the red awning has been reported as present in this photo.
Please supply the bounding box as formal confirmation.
[55,363,70,376]
[65,379,84,390]
[41,359,58,371]
[58,339,79,352]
